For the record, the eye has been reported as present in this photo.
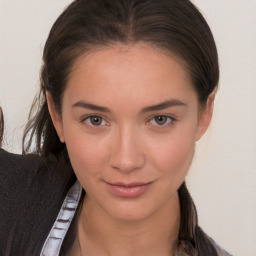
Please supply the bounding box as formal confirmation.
[149,115,175,127]
[82,115,108,127]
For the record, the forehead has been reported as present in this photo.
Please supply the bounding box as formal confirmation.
[64,43,197,109]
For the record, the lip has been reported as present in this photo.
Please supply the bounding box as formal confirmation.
[105,181,153,198]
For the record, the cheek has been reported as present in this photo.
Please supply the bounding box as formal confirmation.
[153,137,195,198]
[63,126,110,181]
[149,128,196,179]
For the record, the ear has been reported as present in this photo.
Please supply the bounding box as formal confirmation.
[46,92,65,143]
[195,93,215,141]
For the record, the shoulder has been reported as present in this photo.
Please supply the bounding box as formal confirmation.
[0,149,75,255]
[195,226,233,256]
[0,148,72,192]
[208,237,233,256]
[0,148,57,181]
[0,148,62,201]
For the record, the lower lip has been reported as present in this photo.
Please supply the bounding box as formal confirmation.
[107,183,152,198]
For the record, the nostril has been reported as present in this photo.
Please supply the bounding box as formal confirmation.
[109,130,146,172]
[110,152,146,173]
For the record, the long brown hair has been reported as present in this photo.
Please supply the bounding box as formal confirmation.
[23,0,219,254]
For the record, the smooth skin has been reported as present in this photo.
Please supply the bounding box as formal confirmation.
[48,43,214,256]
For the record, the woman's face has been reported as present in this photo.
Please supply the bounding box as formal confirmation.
[49,44,213,221]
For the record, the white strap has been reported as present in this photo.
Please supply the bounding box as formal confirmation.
[40,180,82,256]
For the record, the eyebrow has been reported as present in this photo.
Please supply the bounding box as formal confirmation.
[72,99,187,113]
[141,99,187,113]
[72,101,111,113]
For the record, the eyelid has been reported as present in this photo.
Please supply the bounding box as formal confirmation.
[80,114,110,127]
[147,115,177,128]
[79,114,176,128]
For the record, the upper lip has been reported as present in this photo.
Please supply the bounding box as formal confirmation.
[106,181,153,187]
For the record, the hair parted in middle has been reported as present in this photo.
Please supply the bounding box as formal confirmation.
[22,1,219,255]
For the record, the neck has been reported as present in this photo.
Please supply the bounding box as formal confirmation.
[75,193,180,256]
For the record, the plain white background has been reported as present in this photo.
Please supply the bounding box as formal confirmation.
[0,1,255,255]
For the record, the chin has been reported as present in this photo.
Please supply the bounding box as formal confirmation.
[103,198,162,222]
[109,208,153,222]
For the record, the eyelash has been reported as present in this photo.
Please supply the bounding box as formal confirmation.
[147,115,176,128]
[80,115,176,128]
[81,115,109,128]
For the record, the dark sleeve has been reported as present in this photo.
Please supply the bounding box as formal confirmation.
[0,149,75,256]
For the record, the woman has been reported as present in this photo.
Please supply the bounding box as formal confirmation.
[0,0,232,255]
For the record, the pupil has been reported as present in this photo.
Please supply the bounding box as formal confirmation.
[155,116,166,125]
[90,116,102,125]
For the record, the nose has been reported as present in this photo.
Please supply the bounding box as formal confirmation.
[109,126,145,173]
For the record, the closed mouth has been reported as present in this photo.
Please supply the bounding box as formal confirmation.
[106,181,153,187]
